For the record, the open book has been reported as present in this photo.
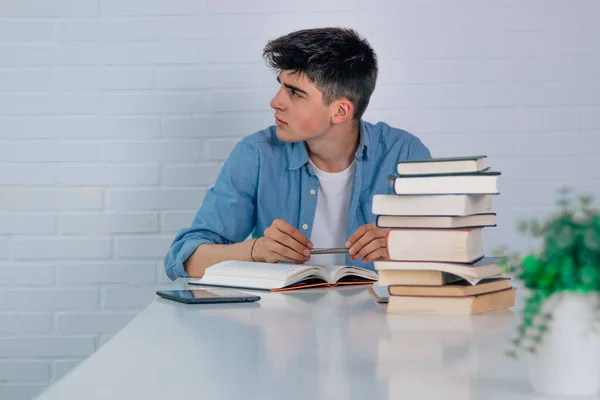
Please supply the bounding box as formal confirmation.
[188,260,378,292]
[373,257,505,286]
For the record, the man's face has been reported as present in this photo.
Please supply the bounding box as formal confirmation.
[270,71,333,143]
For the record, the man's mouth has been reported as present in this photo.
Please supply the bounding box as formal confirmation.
[275,116,287,125]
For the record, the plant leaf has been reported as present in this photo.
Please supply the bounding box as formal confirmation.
[559,257,576,288]
[579,264,600,289]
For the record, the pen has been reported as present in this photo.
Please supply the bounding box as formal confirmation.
[310,247,349,255]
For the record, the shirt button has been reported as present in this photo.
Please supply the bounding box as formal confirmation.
[302,224,308,230]
[309,189,316,195]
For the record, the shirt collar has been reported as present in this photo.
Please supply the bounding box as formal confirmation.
[287,120,371,171]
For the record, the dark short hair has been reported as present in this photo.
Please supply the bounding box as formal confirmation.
[263,27,378,121]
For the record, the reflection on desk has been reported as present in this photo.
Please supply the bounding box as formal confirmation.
[35,280,540,400]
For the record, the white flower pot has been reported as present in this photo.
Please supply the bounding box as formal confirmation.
[520,292,600,397]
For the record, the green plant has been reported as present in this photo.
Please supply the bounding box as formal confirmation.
[495,188,600,359]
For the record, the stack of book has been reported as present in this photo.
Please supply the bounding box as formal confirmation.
[372,155,516,315]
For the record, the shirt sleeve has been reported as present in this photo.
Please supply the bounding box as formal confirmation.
[163,139,259,280]
[407,135,432,160]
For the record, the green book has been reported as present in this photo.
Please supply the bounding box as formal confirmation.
[397,155,488,175]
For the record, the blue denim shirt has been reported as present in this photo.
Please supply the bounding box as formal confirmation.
[164,120,431,280]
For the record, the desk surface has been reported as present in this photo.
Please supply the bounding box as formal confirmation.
[35,280,552,400]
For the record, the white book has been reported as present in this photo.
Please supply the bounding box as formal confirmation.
[388,172,500,195]
[376,213,496,229]
[372,194,493,216]
[384,228,484,263]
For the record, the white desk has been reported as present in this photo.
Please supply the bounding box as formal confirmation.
[35,280,550,400]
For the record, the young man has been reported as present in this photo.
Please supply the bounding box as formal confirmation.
[164,27,431,280]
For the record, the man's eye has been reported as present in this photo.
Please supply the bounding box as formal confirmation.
[290,89,300,98]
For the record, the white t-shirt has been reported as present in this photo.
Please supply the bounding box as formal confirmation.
[308,158,356,267]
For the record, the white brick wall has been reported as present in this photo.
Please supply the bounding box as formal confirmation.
[0,237,8,259]
[1,1,599,398]
[0,265,55,286]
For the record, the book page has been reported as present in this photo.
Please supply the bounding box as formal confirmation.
[203,260,313,280]
[461,276,486,285]
[190,260,333,289]
[321,265,346,283]
[320,264,378,283]
[191,274,287,290]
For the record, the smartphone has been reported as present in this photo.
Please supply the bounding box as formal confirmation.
[156,288,260,304]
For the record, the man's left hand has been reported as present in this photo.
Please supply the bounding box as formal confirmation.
[345,223,390,263]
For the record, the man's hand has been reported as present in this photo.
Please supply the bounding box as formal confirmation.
[345,223,390,263]
[254,219,313,264]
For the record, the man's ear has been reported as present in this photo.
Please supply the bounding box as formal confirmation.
[331,98,354,125]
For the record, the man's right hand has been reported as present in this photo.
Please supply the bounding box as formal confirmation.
[253,219,313,264]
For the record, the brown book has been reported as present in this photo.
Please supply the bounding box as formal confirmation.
[388,277,510,297]
[378,269,466,286]
[385,228,483,263]
[387,288,516,315]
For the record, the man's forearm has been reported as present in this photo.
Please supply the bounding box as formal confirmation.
[183,240,258,278]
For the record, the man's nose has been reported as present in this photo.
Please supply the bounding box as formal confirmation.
[270,89,286,111]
